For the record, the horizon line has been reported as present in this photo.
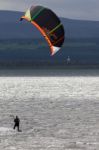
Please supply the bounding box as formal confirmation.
[0,9,99,22]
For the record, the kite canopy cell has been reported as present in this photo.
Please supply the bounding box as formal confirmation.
[20,5,65,55]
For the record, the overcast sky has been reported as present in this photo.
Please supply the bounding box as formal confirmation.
[0,0,99,21]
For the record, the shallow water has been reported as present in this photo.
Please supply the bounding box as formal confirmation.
[0,69,99,149]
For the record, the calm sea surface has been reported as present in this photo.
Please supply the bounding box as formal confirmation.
[0,69,99,150]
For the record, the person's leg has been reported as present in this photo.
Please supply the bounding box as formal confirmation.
[13,124,16,129]
[17,125,20,131]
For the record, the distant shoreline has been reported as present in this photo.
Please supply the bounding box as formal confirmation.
[0,64,99,69]
[0,65,99,77]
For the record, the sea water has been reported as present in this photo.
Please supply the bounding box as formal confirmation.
[0,69,99,150]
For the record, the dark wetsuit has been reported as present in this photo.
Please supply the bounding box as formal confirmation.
[13,116,20,131]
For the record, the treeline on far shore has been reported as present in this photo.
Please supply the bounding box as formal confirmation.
[0,38,99,68]
[0,60,99,69]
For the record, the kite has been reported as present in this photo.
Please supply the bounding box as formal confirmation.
[20,5,65,55]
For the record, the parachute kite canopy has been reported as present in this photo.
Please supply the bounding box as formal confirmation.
[20,5,65,55]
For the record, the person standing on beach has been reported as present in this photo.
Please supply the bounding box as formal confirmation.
[66,56,71,64]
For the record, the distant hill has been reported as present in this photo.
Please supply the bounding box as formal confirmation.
[61,18,99,38]
[0,11,99,67]
[0,10,99,39]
